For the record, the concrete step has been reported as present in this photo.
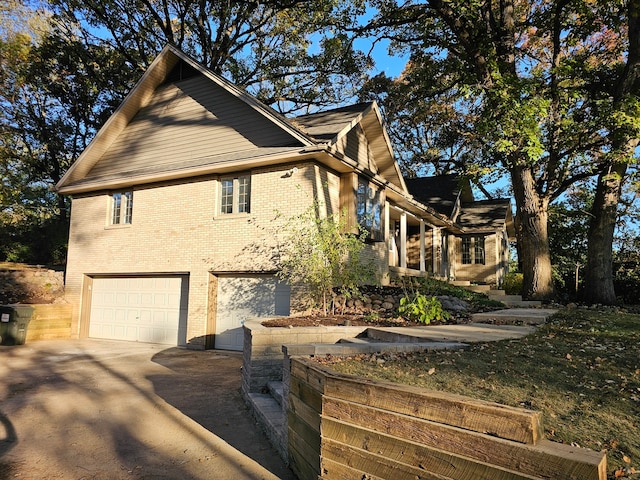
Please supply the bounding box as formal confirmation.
[247,392,287,459]
[267,381,284,407]
[486,289,506,296]
[338,337,376,344]
[450,280,471,287]
[471,308,557,325]
[466,285,492,293]
[502,300,543,307]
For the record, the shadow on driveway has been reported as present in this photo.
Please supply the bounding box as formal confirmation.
[0,339,296,480]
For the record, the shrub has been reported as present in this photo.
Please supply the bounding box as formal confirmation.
[503,272,523,295]
[398,292,450,324]
[277,203,375,315]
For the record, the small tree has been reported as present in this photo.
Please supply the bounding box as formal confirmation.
[277,204,374,315]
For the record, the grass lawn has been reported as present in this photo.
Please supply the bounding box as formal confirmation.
[326,308,640,479]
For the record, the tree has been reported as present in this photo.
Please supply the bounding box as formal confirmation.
[47,0,370,114]
[360,0,631,301]
[1,9,132,263]
[583,0,640,304]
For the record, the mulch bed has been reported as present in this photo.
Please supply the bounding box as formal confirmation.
[261,314,463,328]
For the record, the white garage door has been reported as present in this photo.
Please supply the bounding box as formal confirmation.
[215,275,290,351]
[90,276,189,345]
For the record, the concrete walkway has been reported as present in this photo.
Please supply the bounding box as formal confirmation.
[371,322,538,343]
[471,308,559,325]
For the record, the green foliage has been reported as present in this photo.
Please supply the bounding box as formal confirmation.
[277,204,375,315]
[398,292,449,324]
[503,272,523,296]
[49,0,368,115]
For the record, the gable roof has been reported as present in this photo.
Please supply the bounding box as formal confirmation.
[56,44,407,195]
[458,199,515,238]
[57,44,317,194]
[404,174,473,217]
[295,102,406,190]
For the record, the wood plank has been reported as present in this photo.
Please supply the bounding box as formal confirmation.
[322,371,543,444]
[290,376,323,414]
[321,435,540,480]
[289,391,321,431]
[288,408,321,450]
[290,359,326,393]
[288,425,320,479]
[288,440,320,480]
[322,410,604,480]
[320,457,392,480]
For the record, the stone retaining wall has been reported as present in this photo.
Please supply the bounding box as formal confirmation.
[241,319,368,394]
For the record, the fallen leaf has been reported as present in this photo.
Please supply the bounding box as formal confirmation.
[623,455,631,464]
[566,353,572,360]
[428,367,436,375]
[615,468,625,478]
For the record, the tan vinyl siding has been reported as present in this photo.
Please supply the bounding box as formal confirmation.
[454,233,499,284]
[87,75,302,180]
[334,125,377,173]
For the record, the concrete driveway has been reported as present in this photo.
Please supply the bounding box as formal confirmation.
[0,339,297,480]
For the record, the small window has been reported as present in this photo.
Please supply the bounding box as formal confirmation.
[220,175,250,215]
[461,235,485,265]
[356,178,382,241]
[110,191,133,225]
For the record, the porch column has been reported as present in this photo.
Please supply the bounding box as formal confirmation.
[432,227,440,274]
[419,220,426,272]
[400,212,407,269]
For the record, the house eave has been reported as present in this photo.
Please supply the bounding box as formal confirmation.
[57,148,332,195]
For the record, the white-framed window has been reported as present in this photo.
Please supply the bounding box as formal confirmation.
[461,235,485,265]
[220,175,250,214]
[110,191,133,225]
[356,178,383,241]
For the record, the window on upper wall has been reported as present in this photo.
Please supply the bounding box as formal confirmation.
[356,178,383,241]
[461,235,486,265]
[110,191,133,225]
[220,175,250,214]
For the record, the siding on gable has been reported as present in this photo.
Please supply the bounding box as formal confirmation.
[333,125,378,174]
[86,75,302,181]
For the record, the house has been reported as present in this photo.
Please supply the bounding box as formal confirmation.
[56,45,514,351]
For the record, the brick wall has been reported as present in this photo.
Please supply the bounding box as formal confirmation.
[64,161,344,344]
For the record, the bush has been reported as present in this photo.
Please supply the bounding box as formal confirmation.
[503,272,523,295]
[398,292,450,324]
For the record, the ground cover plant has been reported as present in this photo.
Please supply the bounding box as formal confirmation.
[324,308,640,479]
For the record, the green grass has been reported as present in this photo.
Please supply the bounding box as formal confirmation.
[327,308,640,479]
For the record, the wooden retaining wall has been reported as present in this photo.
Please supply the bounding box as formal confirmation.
[288,357,607,480]
[25,304,73,341]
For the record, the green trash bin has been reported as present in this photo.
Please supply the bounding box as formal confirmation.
[0,305,34,345]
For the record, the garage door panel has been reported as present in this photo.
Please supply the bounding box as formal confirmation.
[215,275,290,351]
[89,276,188,346]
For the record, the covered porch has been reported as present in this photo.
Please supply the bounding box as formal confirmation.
[384,202,455,282]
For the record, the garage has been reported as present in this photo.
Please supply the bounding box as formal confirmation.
[215,274,290,351]
[89,276,189,346]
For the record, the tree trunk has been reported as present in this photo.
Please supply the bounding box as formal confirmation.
[583,1,640,305]
[510,166,554,301]
[583,162,627,304]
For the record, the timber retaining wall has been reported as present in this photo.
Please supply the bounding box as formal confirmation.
[288,357,607,480]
